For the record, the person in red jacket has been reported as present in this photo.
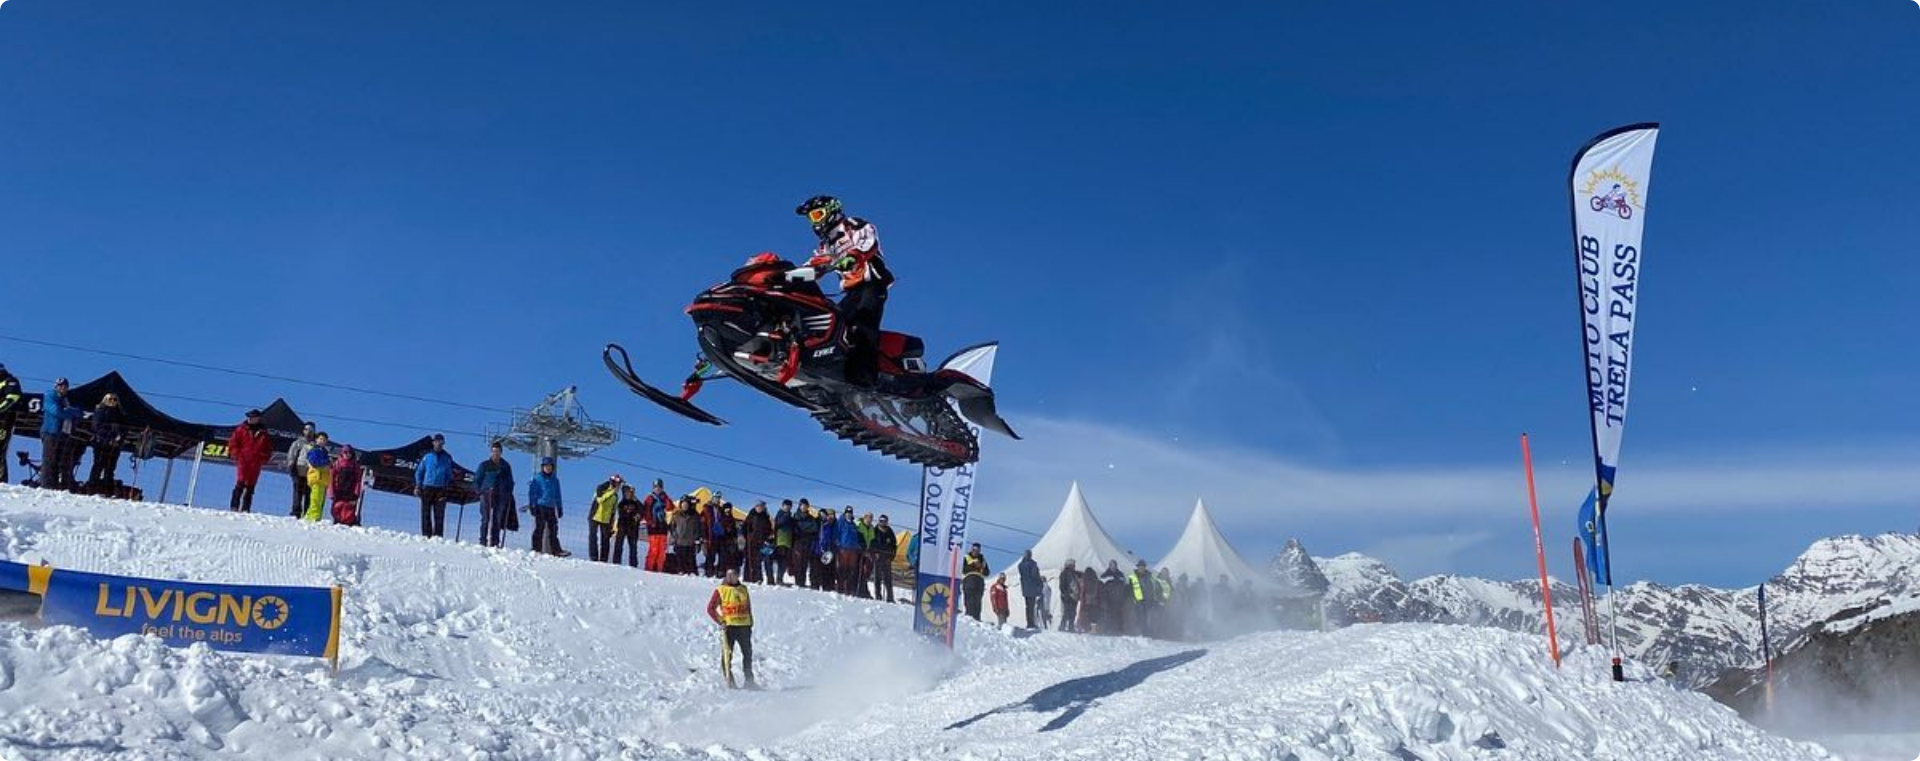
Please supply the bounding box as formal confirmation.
[990,573,1011,626]
[227,409,273,512]
[330,446,364,526]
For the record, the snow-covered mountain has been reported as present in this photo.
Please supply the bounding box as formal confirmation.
[0,485,1834,760]
[1266,537,1328,599]
[1285,533,1920,689]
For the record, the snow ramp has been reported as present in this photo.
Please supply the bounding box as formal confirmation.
[0,485,1827,760]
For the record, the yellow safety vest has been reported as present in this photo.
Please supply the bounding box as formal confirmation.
[717,584,753,626]
[1129,574,1145,601]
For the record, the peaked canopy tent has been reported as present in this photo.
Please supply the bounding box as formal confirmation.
[1156,498,1268,588]
[1017,482,1141,628]
[4,372,475,504]
[9,372,216,460]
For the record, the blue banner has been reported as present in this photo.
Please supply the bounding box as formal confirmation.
[1575,488,1611,586]
[0,560,342,667]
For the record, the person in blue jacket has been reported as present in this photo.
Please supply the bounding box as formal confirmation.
[834,506,866,596]
[38,378,84,491]
[527,457,570,557]
[414,434,458,539]
[814,510,840,593]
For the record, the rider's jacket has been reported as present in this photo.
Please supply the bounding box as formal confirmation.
[809,217,893,291]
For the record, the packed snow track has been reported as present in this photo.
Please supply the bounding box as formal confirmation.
[0,485,1827,760]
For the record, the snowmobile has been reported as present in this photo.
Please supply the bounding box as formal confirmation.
[604,255,1017,469]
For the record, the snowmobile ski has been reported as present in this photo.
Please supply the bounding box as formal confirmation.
[603,344,727,426]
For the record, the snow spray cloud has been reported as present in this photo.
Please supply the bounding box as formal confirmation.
[730,636,950,745]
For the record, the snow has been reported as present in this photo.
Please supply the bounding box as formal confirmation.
[0,484,1834,760]
[1154,498,1266,588]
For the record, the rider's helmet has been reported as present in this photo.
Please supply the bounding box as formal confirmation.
[795,195,845,242]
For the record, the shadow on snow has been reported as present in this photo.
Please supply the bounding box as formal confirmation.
[946,649,1208,733]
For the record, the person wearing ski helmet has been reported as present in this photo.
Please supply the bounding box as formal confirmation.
[796,195,894,386]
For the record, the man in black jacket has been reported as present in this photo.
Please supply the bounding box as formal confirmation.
[1017,550,1044,630]
[791,499,820,589]
[868,514,899,603]
[0,365,21,484]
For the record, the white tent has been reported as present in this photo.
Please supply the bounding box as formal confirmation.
[1155,498,1266,587]
[1028,481,1139,576]
[1012,482,1140,628]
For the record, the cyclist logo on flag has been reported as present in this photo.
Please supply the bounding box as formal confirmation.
[1583,167,1643,220]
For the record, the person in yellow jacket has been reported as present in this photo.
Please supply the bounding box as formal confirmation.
[588,474,623,563]
[705,569,756,689]
[303,432,332,522]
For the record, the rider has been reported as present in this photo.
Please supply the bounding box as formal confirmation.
[796,195,894,386]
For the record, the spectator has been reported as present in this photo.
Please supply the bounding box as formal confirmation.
[1057,559,1080,632]
[1128,561,1156,636]
[771,500,795,586]
[1077,565,1101,634]
[961,543,989,621]
[85,393,124,491]
[473,442,515,548]
[303,432,332,522]
[0,364,19,484]
[330,446,363,526]
[1155,568,1176,638]
[1017,550,1043,631]
[641,479,672,572]
[716,499,742,577]
[1102,561,1129,635]
[1039,576,1054,630]
[869,514,898,603]
[669,495,703,574]
[287,422,316,517]
[414,434,457,538]
[610,484,642,568]
[814,509,840,593]
[588,474,623,563]
[705,568,756,690]
[835,506,864,596]
[527,458,568,557]
[226,409,273,512]
[38,378,81,491]
[853,513,876,598]
[791,499,820,589]
[742,501,773,584]
[702,492,728,577]
[990,573,1011,626]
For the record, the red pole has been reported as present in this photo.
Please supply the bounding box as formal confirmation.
[1521,434,1562,667]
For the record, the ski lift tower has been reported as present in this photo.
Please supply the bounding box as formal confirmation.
[487,386,619,475]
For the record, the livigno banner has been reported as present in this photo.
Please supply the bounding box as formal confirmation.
[0,560,343,670]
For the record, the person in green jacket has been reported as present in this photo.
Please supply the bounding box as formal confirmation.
[588,474,623,563]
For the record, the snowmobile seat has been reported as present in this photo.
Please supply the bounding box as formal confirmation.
[878,331,926,373]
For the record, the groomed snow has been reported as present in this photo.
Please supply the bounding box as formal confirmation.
[0,485,1830,760]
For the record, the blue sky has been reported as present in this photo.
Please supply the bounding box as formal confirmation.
[2,0,1917,586]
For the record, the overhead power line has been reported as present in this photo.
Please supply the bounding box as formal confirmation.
[4,334,1043,542]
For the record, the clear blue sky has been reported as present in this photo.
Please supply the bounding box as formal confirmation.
[3,0,1917,586]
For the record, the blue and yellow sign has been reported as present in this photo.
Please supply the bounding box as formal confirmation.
[0,560,343,670]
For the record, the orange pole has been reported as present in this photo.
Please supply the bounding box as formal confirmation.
[1521,434,1562,667]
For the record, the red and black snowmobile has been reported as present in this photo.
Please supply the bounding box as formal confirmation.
[604,255,1017,469]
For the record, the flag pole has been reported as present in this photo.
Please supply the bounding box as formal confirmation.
[1601,504,1623,681]
[1519,434,1561,668]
